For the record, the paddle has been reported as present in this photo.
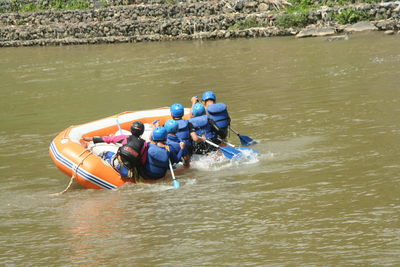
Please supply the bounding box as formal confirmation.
[205,139,242,159]
[114,115,123,135]
[218,139,259,155]
[169,160,180,189]
[229,127,257,146]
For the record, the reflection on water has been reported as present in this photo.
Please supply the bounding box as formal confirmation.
[63,194,125,265]
[0,33,399,265]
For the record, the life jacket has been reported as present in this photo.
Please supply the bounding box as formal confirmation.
[117,135,145,170]
[102,151,132,179]
[166,135,181,154]
[189,115,215,140]
[175,119,191,146]
[144,143,170,179]
[207,103,230,129]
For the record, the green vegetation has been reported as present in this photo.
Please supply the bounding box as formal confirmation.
[6,0,95,12]
[274,0,376,28]
[275,10,309,28]
[333,8,372,24]
[228,17,265,30]
[163,0,178,5]
[273,0,314,28]
[20,2,39,12]
[288,0,380,8]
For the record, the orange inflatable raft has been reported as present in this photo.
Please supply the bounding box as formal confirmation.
[49,107,190,190]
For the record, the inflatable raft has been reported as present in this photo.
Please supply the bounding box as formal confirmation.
[49,107,190,190]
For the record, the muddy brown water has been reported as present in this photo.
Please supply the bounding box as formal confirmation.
[0,32,399,265]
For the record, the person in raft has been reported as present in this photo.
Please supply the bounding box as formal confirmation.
[191,90,231,142]
[189,103,219,154]
[81,121,147,180]
[164,119,188,165]
[170,103,206,166]
[138,126,183,180]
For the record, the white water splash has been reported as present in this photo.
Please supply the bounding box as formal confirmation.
[190,149,261,172]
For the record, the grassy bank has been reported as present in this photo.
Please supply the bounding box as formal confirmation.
[275,0,381,27]
[4,0,95,12]
[0,0,386,28]
[2,0,382,14]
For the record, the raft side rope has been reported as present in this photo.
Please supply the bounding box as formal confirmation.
[49,148,92,196]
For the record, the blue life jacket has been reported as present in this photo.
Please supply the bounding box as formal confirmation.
[189,115,215,140]
[175,119,191,147]
[144,143,169,179]
[166,135,181,153]
[207,103,230,129]
[102,151,130,178]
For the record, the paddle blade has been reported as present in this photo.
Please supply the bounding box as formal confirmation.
[239,135,257,146]
[172,179,180,189]
[220,146,242,159]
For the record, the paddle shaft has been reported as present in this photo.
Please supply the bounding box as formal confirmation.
[229,127,256,145]
[204,139,219,148]
[115,116,123,135]
[218,139,259,154]
[229,127,241,136]
[169,160,180,188]
[205,139,242,159]
[218,138,235,147]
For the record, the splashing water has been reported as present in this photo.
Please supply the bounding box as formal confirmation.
[190,148,261,172]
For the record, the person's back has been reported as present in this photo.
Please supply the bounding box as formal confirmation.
[189,103,218,154]
[82,121,147,179]
[142,142,170,179]
[201,91,231,140]
[117,134,145,170]
[170,104,192,148]
[115,121,147,174]
[140,127,176,180]
[165,120,187,164]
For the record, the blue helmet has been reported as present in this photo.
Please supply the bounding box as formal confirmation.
[152,126,167,141]
[202,91,216,101]
[170,103,184,118]
[192,103,206,117]
[164,119,179,134]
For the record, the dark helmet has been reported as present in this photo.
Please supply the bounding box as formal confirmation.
[130,121,145,137]
[192,103,206,117]
[202,91,216,102]
[152,126,167,141]
[170,103,184,118]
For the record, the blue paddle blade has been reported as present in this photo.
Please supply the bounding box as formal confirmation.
[220,146,242,159]
[239,135,257,146]
[172,179,180,189]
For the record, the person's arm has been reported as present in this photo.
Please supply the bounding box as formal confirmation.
[190,131,206,143]
[101,135,129,144]
[188,121,206,143]
[169,147,180,165]
[169,141,187,164]
[82,135,128,144]
[81,136,103,148]
[176,142,187,160]
[189,96,199,117]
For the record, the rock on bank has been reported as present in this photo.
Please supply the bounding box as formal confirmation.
[0,0,399,47]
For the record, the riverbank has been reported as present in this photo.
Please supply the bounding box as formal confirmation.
[0,0,399,47]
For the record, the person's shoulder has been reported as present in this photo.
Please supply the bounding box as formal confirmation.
[188,121,195,130]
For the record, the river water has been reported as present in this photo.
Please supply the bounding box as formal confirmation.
[1,32,399,266]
